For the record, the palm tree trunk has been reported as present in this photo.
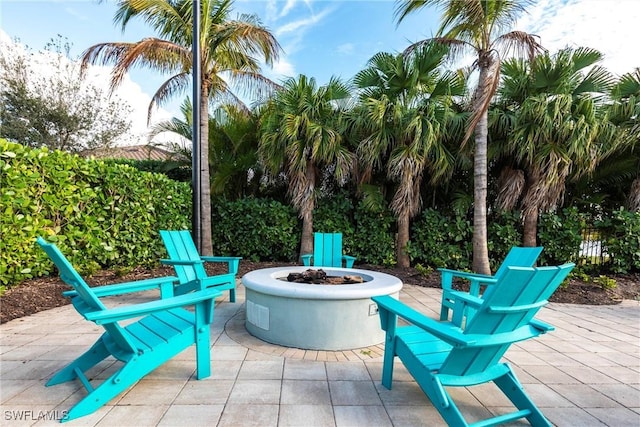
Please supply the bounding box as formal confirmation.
[396,213,410,268]
[199,86,213,256]
[522,171,541,247]
[523,210,538,247]
[472,67,491,275]
[298,159,316,261]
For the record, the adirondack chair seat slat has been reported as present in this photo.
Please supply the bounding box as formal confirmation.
[36,237,219,423]
[374,263,574,426]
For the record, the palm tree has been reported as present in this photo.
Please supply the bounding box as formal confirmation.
[81,0,281,255]
[493,47,615,245]
[258,75,354,259]
[606,69,640,211]
[351,42,466,267]
[151,98,261,199]
[395,0,543,273]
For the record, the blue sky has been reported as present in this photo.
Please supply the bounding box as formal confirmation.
[1,0,639,145]
[0,1,437,95]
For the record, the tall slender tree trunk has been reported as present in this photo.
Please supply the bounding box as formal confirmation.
[522,172,541,247]
[523,210,538,247]
[472,64,491,275]
[396,213,410,268]
[199,85,213,255]
[298,159,316,261]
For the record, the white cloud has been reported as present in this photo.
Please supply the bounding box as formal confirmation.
[280,0,298,18]
[64,6,88,21]
[518,0,640,76]
[275,6,332,37]
[336,43,355,56]
[271,57,296,79]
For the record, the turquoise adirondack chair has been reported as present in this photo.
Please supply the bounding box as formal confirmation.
[160,230,241,302]
[37,237,221,423]
[301,232,356,268]
[439,246,543,325]
[373,263,574,427]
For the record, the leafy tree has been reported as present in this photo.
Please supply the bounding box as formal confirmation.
[258,75,354,259]
[81,0,281,255]
[0,36,132,151]
[395,0,544,273]
[493,47,615,245]
[351,42,466,267]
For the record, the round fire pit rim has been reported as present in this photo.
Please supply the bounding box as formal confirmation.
[242,266,403,300]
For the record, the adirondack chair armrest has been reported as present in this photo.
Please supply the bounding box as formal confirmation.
[62,276,179,298]
[301,254,313,266]
[200,256,242,261]
[438,268,498,295]
[446,290,484,308]
[200,256,242,274]
[529,318,555,333]
[342,255,357,266]
[201,273,237,287]
[372,295,470,346]
[464,321,554,347]
[161,259,205,266]
[85,287,222,324]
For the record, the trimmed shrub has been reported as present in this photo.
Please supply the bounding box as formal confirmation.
[596,208,640,273]
[487,210,524,270]
[210,198,299,261]
[408,209,473,270]
[537,207,585,266]
[0,140,191,286]
[313,193,356,255]
[352,201,395,265]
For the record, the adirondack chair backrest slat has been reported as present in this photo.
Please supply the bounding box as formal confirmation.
[36,238,138,353]
[160,230,207,283]
[482,246,543,299]
[440,264,573,377]
[314,232,342,267]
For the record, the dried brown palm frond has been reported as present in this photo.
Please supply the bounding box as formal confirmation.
[496,166,525,211]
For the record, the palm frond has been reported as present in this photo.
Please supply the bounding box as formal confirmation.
[148,72,190,123]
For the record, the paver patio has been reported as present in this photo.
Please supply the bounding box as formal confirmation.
[1,282,638,426]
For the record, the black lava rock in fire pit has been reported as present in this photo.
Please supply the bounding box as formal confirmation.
[286,269,364,285]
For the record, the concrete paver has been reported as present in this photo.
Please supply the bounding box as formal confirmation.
[1,282,638,426]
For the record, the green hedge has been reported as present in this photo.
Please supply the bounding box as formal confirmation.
[210,198,299,261]
[0,140,191,286]
[596,208,640,273]
[4,140,635,288]
[352,201,396,265]
[537,207,585,266]
[407,209,473,270]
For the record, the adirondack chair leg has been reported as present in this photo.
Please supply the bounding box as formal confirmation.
[380,345,395,389]
[194,304,211,379]
[229,288,236,303]
[412,377,468,427]
[46,340,110,386]
[494,369,552,427]
[439,303,451,321]
[61,361,147,423]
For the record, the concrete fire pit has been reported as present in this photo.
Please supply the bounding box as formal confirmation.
[242,266,403,350]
